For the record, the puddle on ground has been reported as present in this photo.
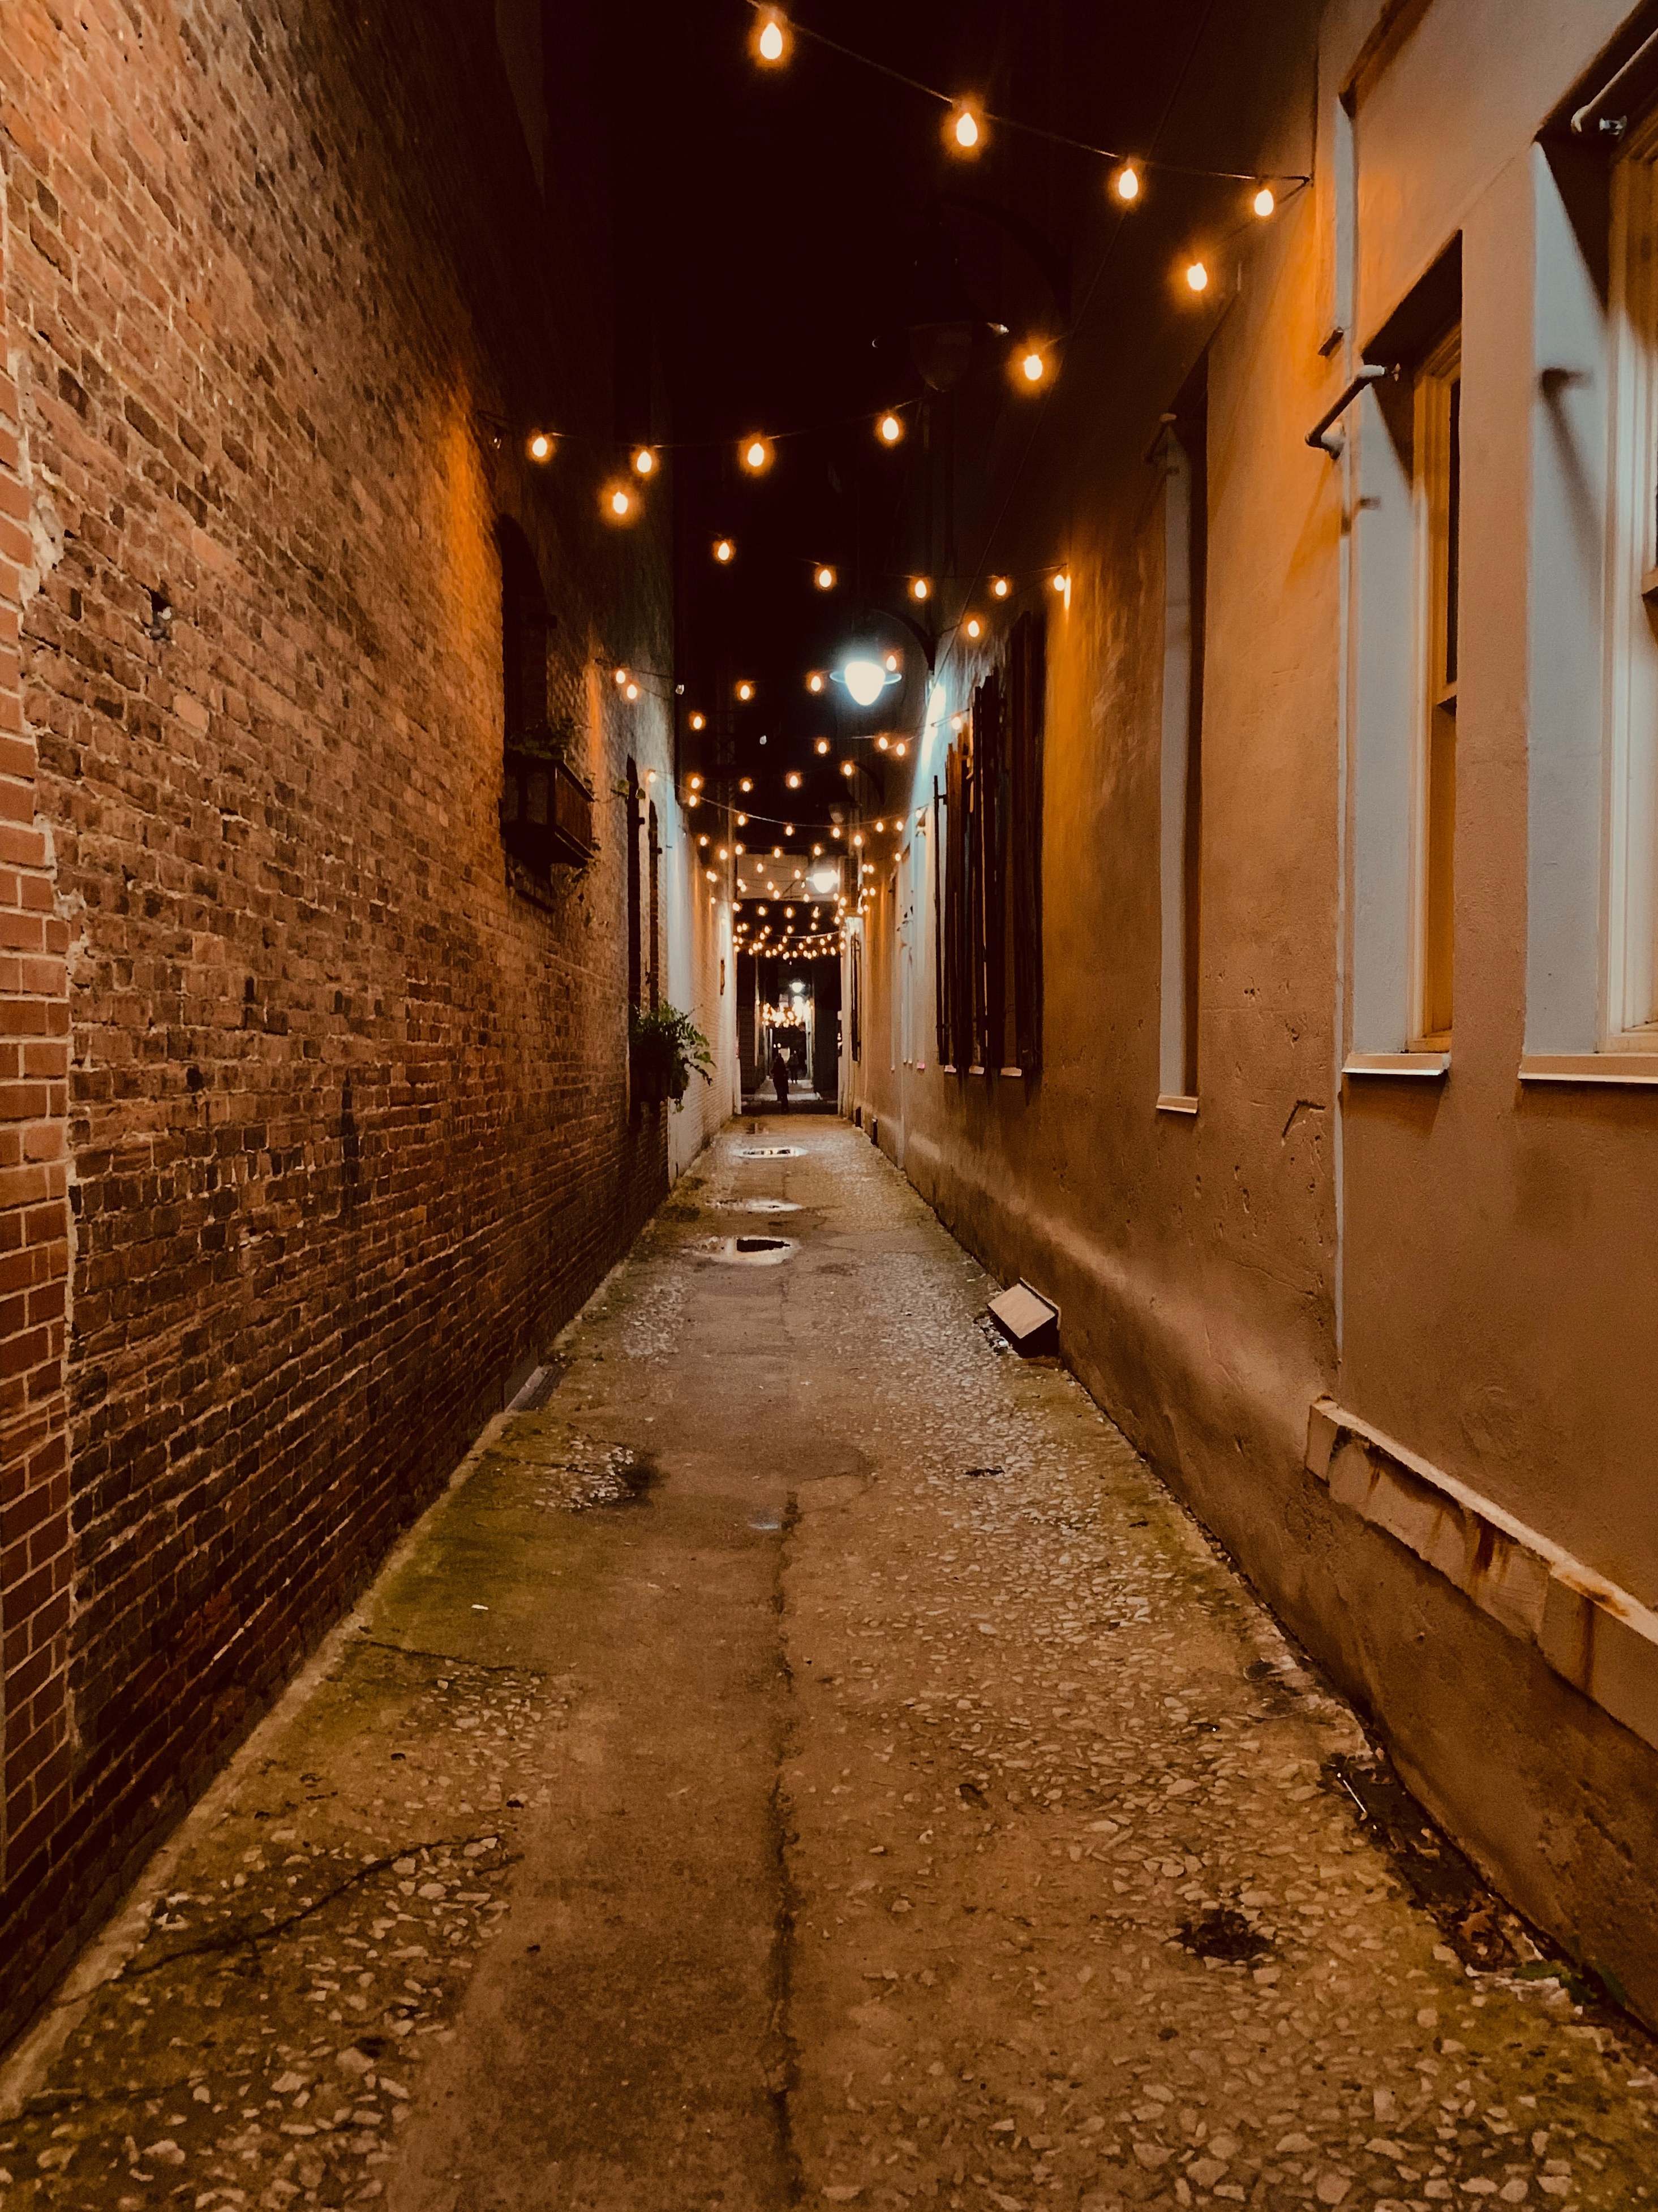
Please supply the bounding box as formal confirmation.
[738,1145,805,1158]
[701,1235,797,1266]
[725,1197,802,1213]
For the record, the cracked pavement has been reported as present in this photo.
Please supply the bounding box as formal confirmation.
[3,1117,1657,2210]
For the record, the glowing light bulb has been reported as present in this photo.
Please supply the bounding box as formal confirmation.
[698,833,708,847]
[948,103,983,154]
[736,681,755,702]
[784,824,794,836]
[632,446,658,477]
[894,741,908,758]
[874,819,886,833]
[786,771,802,789]
[689,773,704,790]
[624,681,640,702]
[840,760,855,777]
[910,576,931,601]
[877,412,904,446]
[807,672,825,694]
[1252,183,1275,219]
[718,846,729,860]
[705,868,716,883]
[754,9,788,65]
[814,737,830,756]
[714,539,736,567]
[1019,347,1048,385]
[740,434,774,474]
[884,652,899,670]
[1052,569,1071,595]
[739,776,753,793]
[737,813,748,826]
[1185,259,1210,293]
[965,614,983,640]
[991,576,1011,600]
[875,734,890,752]
[689,711,706,731]
[815,564,836,590]
[605,484,636,521]
[1114,162,1141,204]
[853,833,865,848]
[613,666,629,688]
[527,430,555,462]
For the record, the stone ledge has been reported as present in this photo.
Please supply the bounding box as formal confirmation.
[1307,1397,1658,1754]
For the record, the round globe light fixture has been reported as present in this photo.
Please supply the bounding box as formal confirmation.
[809,864,839,894]
[836,656,900,707]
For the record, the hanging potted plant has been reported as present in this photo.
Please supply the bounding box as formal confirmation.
[630,1003,715,1109]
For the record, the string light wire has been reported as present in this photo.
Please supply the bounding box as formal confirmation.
[739,0,1307,187]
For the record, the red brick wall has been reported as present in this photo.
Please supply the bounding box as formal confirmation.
[0,126,75,2025]
[0,0,678,2043]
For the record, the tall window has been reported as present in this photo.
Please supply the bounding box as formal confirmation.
[1606,116,1658,1042]
[1158,369,1206,1106]
[1412,330,1461,1049]
[647,800,661,1011]
[625,758,642,1013]
[938,612,1045,1074]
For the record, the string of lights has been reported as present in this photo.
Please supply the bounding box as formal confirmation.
[743,1,1308,190]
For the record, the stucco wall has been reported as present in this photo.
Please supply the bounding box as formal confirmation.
[849,0,1658,2022]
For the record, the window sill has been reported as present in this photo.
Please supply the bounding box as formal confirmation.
[1156,1093,1199,1116]
[1343,1051,1449,1078]
[1520,1051,1658,1087]
[968,1065,987,1077]
[999,1065,1024,1078]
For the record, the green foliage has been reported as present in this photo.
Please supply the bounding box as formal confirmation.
[629,1002,715,1109]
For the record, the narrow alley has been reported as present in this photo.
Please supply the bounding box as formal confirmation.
[3,1124,1653,2210]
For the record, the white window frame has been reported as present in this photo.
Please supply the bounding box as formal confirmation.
[1604,113,1658,1046]
[1407,328,1461,1052]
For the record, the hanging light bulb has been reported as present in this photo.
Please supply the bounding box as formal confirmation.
[736,812,748,827]
[884,651,900,670]
[947,102,985,155]
[739,776,754,793]
[624,681,641,702]
[739,434,775,475]
[1017,345,1049,386]
[840,760,855,777]
[814,735,830,755]
[698,833,709,847]
[991,575,1011,599]
[632,445,658,478]
[910,576,931,602]
[603,483,638,522]
[786,770,802,789]
[877,411,905,446]
[1252,182,1275,219]
[807,672,826,694]
[688,773,704,790]
[1052,569,1072,600]
[876,734,890,751]
[1185,258,1210,293]
[689,711,707,731]
[1113,161,1141,204]
[894,741,908,758]
[964,614,985,641]
[527,430,555,463]
[814,564,837,591]
[613,666,630,688]
[752,8,789,66]
[713,537,736,565]
[736,680,755,702]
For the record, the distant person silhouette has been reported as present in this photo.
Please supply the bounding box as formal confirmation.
[771,1044,791,1112]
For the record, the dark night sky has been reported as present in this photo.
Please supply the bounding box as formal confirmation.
[614,0,1218,818]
